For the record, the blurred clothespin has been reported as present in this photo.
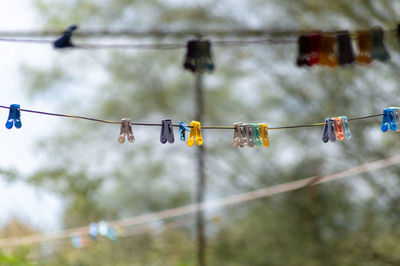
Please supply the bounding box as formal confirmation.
[233,122,244,147]
[179,121,191,141]
[5,104,22,129]
[381,108,397,132]
[296,34,309,67]
[53,25,78,49]
[245,124,255,147]
[160,119,175,144]
[183,40,215,73]
[319,34,338,67]
[187,121,203,146]
[333,117,345,141]
[356,30,372,64]
[337,31,355,65]
[259,123,270,147]
[340,116,352,139]
[308,33,322,66]
[118,118,135,144]
[322,118,336,143]
[371,27,390,62]
[252,124,262,147]
[89,222,98,241]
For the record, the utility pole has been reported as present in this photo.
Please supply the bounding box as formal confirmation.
[194,71,206,266]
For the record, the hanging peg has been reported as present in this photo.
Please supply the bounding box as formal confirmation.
[259,123,270,148]
[340,116,352,139]
[118,118,135,144]
[187,121,203,147]
[333,117,345,141]
[233,122,244,147]
[296,34,309,67]
[355,30,372,64]
[337,31,355,65]
[179,121,191,141]
[53,25,78,49]
[390,107,400,131]
[160,119,175,144]
[245,124,255,147]
[307,33,322,66]
[183,40,197,72]
[5,104,22,129]
[322,118,336,143]
[381,108,397,132]
[199,40,215,72]
[371,26,390,62]
[319,34,338,67]
[252,124,262,147]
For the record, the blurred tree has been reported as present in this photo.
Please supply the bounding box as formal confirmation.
[9,0,400,265]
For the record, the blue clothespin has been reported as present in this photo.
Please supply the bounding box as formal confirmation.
[179,121,191,141]
[322,118,336,143]
[6,104,22,129]
[381,108,397,132]
[340,116,352,139]
[89,222,98,241]
[53,25,78,49]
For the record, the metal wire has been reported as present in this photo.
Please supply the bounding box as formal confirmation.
[0,105,384,130]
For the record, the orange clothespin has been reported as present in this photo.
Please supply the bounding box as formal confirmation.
[333,117,345,141]
[259,123,270,148]
[187,121,203,146]
[356,30,372,64]
[319,34,338,67]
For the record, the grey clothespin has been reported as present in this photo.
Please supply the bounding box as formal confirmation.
[160,119,175,144]
[233,122,243,147]
[322,118,336,143]
[245,124,255,147]
[239,124,248,147]
[118,118,135,144]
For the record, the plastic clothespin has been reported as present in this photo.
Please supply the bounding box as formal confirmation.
[252,124,262,147]
[179,121,191,141]
[199,40,215,72]
[337,31,355,65]
[160,119,175,144]
[187,121,203,147]
[381,108,397,132]
[239,124,248,147]
[371,27,390,62]
[5,104,22,129]
[183,40,197,72]
[333,117,345,141]
[322,118,336,143]
[355,30,372,65]
[89,222,98,241]
[233,122,243,147]
[296,34,309,67]
[319,34,338,67]
[390,107,400,131]
[53,25,78,49]
[340,116,352,139]
[118,118,135,144]
[245,124,255,148]
[259,123,270,148]
[308,33,322,66]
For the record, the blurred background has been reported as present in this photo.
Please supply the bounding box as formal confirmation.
[1,0,400,265]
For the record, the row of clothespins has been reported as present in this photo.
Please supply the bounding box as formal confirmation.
[4,104,400,146]
[296,27,391,67]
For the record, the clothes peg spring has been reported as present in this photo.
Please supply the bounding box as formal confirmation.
[340,116,352,139]
[187,121,203,146]
[160,119,175,144]
[5,104,22,129]
[308,33,322,66]
[252,124,262,147]
[259,123,270,148]
[337,31,355,65]
[179,121,191,141]
[296,34,309,67]
[319,35,338,67]
[371,27,390,62]
[355,30,372,64]
[381,108,397,132]
[53,25,78,49]
[322,118,336,143]
[233,122,244,147]
[118,118,135,144]
[333,117,345,141]
[245,124,255,147]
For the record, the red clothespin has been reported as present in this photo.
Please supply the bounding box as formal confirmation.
[308,33,322,66]
[334,117,345,141]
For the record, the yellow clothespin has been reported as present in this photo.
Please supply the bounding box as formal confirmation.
[187,121,203,146]
[259,123,270,148]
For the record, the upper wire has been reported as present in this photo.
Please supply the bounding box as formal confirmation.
[0,105,384,130]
